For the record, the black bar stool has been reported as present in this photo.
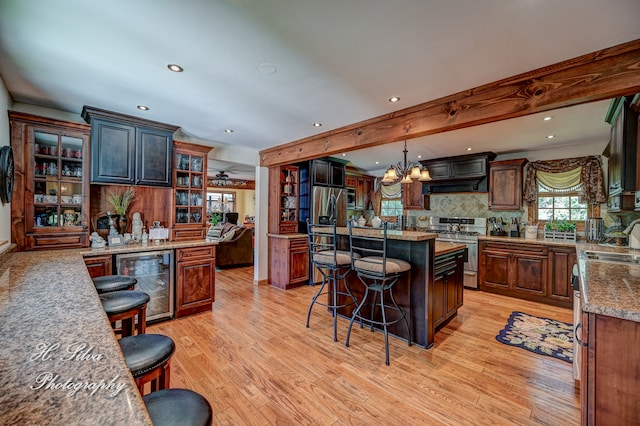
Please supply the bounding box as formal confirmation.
[346,221,412,365]
[100,290,150,337]
[143,389,213,426]
[306,219,359,342]
[119,333,175,395]
[93,275,137,294]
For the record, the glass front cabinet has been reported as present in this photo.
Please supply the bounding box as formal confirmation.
[171,141,211,241]
[9,112,90,251]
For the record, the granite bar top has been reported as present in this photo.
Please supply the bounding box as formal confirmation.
[334,227,438,242]
[434,241,466,256]
[266,233,308,240]
[576,242,640,323]
[0,250,152,425]
[81,239,217,257]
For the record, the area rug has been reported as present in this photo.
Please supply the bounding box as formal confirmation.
[495,311,573,363]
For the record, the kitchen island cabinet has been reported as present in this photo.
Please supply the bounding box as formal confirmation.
[432,243,465,330]
[267,233,309,289]
[325,228,440,348]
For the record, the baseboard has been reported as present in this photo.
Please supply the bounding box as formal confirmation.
[253,279,269,286]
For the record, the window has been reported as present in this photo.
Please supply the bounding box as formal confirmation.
[381,198,403,217]
[537,187,587,222]
[206,191,236,214]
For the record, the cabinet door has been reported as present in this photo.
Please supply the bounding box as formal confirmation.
[355,177,365,209]
[312,159,329,186]
[425,161,451,180]
[432,270,446,328]
[84,255,113,279]
[489,159,525,211]
[445,269,457,319]
[479,247,510,289]
[176,256,215,317]
[289,244,309,284]
[452,158,485,179]
[136,127,173,186]
[549,248,575,303]
[90,119,136,184]
[331,162,345,187]
[403,180,425,209]
[363,177,374,210]
[512,253,548,296]
[345,175,357,188]
[455,252,464,309]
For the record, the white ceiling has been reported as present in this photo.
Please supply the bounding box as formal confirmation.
[1,1,639,180]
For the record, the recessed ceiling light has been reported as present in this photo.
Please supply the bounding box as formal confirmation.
[137,105,149,111]
[342,153,347,156]
[257,62,277,74]
[417,155,423,159]
[466,147,472,151]
[224,129,234,133]
[543,116,553,121]
[546,134,555,139]
[375,161,379,165]
[388,96,400,103]
[313,122,322,127]
[167,64,184,72]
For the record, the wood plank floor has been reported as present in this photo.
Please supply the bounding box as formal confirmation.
[148,266,580,425]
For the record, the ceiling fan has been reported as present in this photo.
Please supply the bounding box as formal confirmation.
[210,171,247,187]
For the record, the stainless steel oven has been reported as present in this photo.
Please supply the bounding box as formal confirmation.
[420,217,487,289]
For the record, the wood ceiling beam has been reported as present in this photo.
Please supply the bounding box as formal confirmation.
[259,39,640,167]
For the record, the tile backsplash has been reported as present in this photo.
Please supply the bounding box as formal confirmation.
[405,193,526,224]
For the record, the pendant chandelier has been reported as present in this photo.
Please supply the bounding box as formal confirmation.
[381,140,431,184]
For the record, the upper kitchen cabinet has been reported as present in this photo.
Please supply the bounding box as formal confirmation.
[605,95,638,197]
[9,111,91,251]
[345,170,375,210]
[81,106,179,187]
[488,158,527,211]
[311,158,346,188]
[421,152,496,193]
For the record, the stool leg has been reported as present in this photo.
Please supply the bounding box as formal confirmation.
[137,305,147,335]
[122,318,133,337]
[389,284,412,347]
[346,285,370,348]
[379,285,390,366]
[331,269,338,342]
[160,362,171,390]
[306,270,328,328]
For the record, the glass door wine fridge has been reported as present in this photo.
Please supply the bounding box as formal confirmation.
[115,250,174,322]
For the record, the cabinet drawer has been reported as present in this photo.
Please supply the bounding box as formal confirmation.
[176,246,215,261]
[289,238,309,249]
[482,241,548,256]
[279,223,298,234]
[172,228,206,240]
[27,233,87,250]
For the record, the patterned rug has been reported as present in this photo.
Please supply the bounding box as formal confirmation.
[495,311,573,363]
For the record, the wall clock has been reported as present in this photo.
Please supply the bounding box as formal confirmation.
[0,146,14,204]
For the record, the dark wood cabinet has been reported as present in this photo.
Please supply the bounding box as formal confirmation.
[605,95,638,197]
[403,180,426,210]
[9,111,91,252]
[346,173,374,210]
[479,241,548,296]
[268,236,309,289]
[432,249,464,330]
[421,152,496,181]
[82,106,178,187]
[170,141,210,241]
[175,246,215,317]
[479,240,573,308]
[311,158,345,187]
[582,312,640,425]
[488,158,527,211]
[84,255,113,279]
[548,247,576,304]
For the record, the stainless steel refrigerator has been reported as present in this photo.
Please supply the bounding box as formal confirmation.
[312,186,347,227]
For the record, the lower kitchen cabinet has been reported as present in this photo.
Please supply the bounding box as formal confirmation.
[83,255,112,279]
[581,312,640,424]
[432,249,464,329]
[175,246,215,317]
[479,240,572,308]
[268,235,309,289]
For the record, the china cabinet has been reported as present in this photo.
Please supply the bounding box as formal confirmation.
[170,141,211,241]
[9,111,90,251]
[277,166,299,234]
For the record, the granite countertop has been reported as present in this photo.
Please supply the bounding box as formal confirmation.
[576,242,640,323]
[434,241,466,256]
[267,233,308,239]
[479,234,578,248]
[334,227,438,242]
[81,239,217,257]
[0,250,152,425]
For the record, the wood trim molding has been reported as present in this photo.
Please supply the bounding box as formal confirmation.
[259,39,640,167]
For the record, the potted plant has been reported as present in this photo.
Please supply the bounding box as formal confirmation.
[105,187,136,233]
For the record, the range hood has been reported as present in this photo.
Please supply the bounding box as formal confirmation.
[421,152,496,194]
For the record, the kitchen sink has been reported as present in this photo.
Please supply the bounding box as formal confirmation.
[582,250,640,264]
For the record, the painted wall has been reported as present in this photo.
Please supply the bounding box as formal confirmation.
[0,77,13,243]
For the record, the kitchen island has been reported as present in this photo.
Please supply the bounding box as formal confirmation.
[328,227,465,348]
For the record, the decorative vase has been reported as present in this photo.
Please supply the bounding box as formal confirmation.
[371,216,382,228]
[117,215,129,234]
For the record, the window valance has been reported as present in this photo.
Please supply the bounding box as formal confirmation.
[523,156,606,204]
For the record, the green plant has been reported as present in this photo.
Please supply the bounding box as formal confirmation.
[210,212,223,226]
[105,187,136,215]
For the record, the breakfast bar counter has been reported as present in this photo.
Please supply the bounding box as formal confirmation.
[0,249,152,425]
